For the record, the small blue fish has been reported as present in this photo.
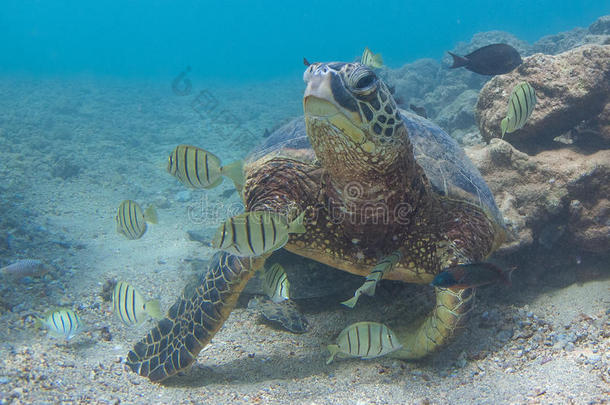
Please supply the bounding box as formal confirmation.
[432,263,515,289]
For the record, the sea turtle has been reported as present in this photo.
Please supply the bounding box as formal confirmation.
[126,61,506,382]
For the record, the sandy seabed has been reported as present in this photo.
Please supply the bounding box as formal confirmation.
[0,75,608,404]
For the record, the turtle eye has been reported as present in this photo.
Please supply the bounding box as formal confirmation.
[349,69,378,95]
[355,74,375,89]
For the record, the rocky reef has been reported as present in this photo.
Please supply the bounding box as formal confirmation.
[385,15,610,256]
[383,15,610,147]
[475,44,610,151]
[532,15,610,54]
[467,140,609,254]
[468,43,610,255]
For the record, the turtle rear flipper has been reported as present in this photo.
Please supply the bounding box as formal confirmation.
[126,252,264,382]
[248,296,308,334]
[393,286,475,359]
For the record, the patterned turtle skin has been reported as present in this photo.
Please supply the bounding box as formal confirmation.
[126,62,506,382]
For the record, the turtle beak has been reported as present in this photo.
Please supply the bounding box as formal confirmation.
[303,63,365,144]
[303,64,336,117]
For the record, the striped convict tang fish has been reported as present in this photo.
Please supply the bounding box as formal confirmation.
[37,308,84,340]
[113,281,162,325]
[262,263,290,303]
[167,144,244,192]
[115,200,158,240]
[212,211,306,257]
[360,47,383,69]
[341,251,402,308]
[327,321,402,364]
[501,81,536,138]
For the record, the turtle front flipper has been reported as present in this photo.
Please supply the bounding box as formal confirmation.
[126,251,265,382]
[392,287,475,359]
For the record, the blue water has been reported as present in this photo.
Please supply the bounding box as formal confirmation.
[0,0,607,80]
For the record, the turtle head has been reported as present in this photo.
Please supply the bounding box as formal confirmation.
[303,62,407,175]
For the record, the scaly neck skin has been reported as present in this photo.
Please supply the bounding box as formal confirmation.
[306,116,429,232]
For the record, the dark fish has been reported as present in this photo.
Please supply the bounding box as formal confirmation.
[303,57,310,66]
[432,263,514,288]
[409,104,428,119]
[448,43,522,76]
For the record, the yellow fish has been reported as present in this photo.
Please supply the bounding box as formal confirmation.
[327,322,402,364]
[36,308,84,340]
[115,200,158,240]
[167,145,244,192]
[501,81,536,138]
[361,47,383,68]
[212,211,306,257]
[262,263,290,303]
[113,281,162,325]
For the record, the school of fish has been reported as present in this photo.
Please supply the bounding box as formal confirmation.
[10,46,527,366]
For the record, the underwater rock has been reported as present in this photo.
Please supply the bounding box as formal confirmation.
[568,198,610,253]
[379,58,440,110]
[531,28,609,55]
[434,89,479,142]
[466,139,610,253]
[531,27,590,55]
[475,44,610,151]
[588,15,610,35]
[51,157,81,180]
[531,15,610,55]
